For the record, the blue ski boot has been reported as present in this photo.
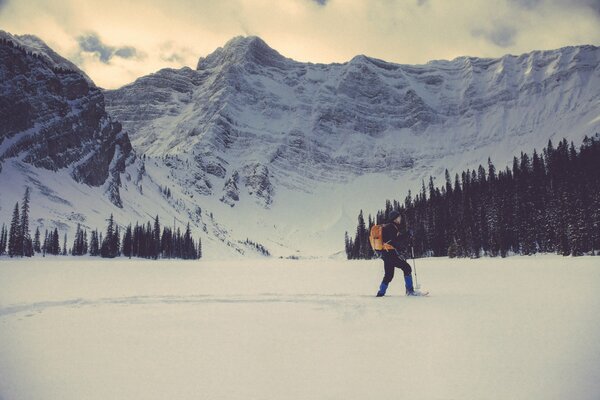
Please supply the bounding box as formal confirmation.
[404,275,414,295]
[404,275,428,296]
[376,282,388,297]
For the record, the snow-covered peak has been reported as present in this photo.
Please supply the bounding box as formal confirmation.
[0,30,94,85]
[0,30,134,208]
[104,38,600,256]
[196,35,289,70]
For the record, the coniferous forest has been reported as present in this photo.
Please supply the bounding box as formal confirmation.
[0,190,202,260]
[346,135,600,259]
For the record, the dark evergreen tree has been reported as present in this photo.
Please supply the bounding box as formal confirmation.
[160,226,172,258]
[100,214,119,258]
[353,210,367,259]
[8,203,20,257]
[0,224,7,255]
[132,223,140,257]
[183,223,194,259]
[153,215,161,259]
[113,225,121,257]
[83,230,88,255]
[33,227,41,253]
[20,188,33,257]
[42,229,48,256]
[72,224,83,255]
[89,230,100,256]
[145,221,153,257]
[344,231,352,259]
[71,224,89,256]
[173,227,182,258]
[51,228,60,255]
[122,224,133,258]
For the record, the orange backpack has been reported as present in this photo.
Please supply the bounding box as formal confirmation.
[369,224,395,251]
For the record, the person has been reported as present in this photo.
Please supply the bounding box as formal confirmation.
[376,210,423,297]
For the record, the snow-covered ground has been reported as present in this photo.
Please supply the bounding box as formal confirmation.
[1,255,599,400]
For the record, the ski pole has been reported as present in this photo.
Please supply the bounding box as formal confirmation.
[411,245,420,289]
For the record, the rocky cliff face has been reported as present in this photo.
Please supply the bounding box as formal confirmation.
[105,37,600,208]
[0,31,134,207]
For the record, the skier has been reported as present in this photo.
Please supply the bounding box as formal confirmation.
[376,210,424,297]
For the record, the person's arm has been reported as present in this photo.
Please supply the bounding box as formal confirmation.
[383,224,402,249]
[382,224,395,247]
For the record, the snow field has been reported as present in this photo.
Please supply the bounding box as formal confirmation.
[0,255,599,399]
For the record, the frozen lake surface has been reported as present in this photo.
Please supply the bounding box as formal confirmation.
[1,255,599,400]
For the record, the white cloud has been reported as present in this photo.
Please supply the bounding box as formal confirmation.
[1,0,598,88]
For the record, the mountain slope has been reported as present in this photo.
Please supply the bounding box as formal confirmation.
[106,37,600,199]
[0,30,134,207]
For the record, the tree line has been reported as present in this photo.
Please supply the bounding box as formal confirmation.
[346,134,600,259]
[0,189,202,260]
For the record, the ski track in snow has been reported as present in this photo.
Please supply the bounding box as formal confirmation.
[0,293,389,317]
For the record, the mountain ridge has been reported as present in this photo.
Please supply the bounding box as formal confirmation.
[101,36,599,255]
[1,32,599,257]
[105,38,600,190]
[0,30,135,208]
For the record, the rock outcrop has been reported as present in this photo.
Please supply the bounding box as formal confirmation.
[0,31,134,207]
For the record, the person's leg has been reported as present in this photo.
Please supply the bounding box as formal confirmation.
[377,252,395,296]
[396,256,426,295]
[394,256,414,294]
[383,254,396,284]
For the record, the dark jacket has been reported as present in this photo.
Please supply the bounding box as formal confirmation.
[382,222,411,252]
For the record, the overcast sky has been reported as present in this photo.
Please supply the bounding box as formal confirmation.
[1,0,599,89]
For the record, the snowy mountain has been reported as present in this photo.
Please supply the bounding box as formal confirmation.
[103,36,600,255]
[106,37,600,190]
[0,31,134,208]
[1,33,599,257]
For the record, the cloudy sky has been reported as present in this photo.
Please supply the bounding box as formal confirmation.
[1,0,599,89]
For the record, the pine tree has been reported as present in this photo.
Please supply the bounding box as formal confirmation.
[174,227,182,259]
[153,215,161,259]
[52,228,60,255]
[122,224,133,258]
[62,233,68,256]
[344,231,352,259]
[33,227,41,253]
[568,196,587,256]
[580,135,600,254]
[70,224,88,256]
[8,202,20,257]
[83,230,88,255]
[42,229,48,256]
[0,224,7,255]
[145,221,153,258]
[353,210,367,259]
[20,188,33,257]
[101,214,118,258]
[183,223,194,259]
[89,230,100,256]
[72,224,82,255]
[160,226,171,258]
[113,225,121,257]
